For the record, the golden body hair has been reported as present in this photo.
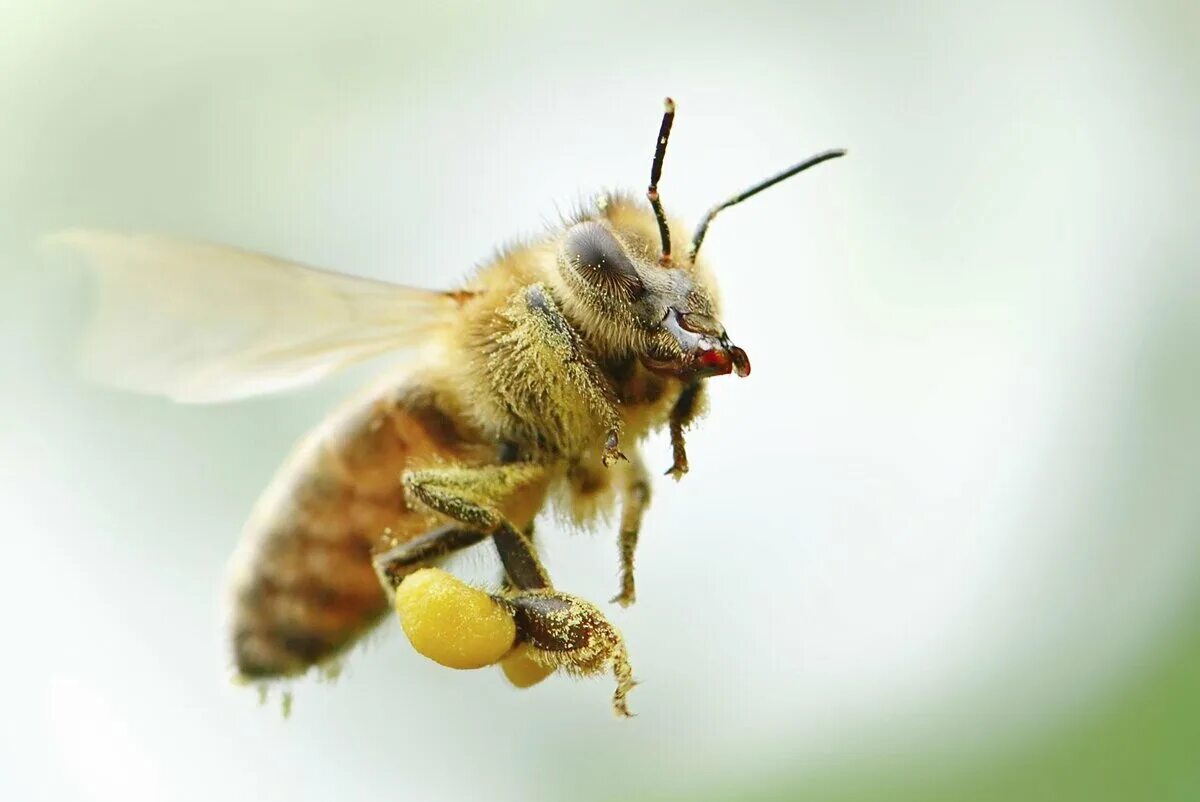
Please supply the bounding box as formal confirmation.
[229,195,707,680]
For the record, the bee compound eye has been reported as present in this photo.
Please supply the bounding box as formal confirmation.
[563,222,644,298]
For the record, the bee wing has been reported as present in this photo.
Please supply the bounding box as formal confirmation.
[51,230,460,403]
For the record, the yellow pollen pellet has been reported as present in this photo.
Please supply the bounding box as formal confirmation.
[500,645,556,688]
[394,568,516,670]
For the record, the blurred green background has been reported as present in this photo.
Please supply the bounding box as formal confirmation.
[2,2,1198,801]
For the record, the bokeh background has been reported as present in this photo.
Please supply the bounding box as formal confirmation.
[3,2,1198,800]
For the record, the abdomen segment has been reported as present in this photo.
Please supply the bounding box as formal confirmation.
[227,375,492,680]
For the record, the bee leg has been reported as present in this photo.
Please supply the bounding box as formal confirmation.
[665,380,705,480]
[508,590,638,717]
[519,284,625,465]
[499,522,536,593]
[402,464,551,590]
[404,463,637,714]
[371,524,489,592]
[612,452,651,607]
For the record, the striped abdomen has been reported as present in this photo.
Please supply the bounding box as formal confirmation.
[228,376,496,680]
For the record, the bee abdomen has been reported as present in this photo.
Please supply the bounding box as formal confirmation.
[231,528,388,678]
[228,377,486,680]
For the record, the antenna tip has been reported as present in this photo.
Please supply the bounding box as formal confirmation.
[663,97,676,113]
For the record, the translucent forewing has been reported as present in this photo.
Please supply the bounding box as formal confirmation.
[51,231,456,402]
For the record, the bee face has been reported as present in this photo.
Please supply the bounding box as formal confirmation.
[543,100,846,387]
[557,215,751,380]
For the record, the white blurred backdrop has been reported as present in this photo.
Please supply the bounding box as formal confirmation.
[2,2,1198,801]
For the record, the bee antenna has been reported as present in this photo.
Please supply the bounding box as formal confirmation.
[687,148,847,264]
[647,97,676,266]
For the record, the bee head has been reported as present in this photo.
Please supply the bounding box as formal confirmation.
[557,216,750,380]
[553,98,842,382]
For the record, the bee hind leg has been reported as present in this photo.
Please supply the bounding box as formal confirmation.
[401,463,551,590]
[401,463,637,715]
[508,590,638,717]
[371,524,489,592]
[665,380,705,480]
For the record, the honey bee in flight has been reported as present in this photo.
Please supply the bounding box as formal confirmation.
[59,99,844,716]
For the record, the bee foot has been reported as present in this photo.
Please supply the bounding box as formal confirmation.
[509,589,638,717]
[610,644,638,718]
[610,588,636,608]
[664,462,688,481]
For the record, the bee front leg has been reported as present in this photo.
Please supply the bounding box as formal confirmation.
[612,451,650,607]
[665,380,705,480]
[518,284,625,466]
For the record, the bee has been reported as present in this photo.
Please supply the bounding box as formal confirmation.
[58,99,844,716]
